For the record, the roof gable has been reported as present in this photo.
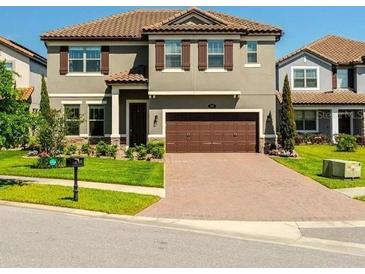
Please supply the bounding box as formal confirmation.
[278,35,365,65]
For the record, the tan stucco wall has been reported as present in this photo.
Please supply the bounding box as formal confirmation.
[0,44,30,88]
[46,45,148,95]
[148,35,276,95]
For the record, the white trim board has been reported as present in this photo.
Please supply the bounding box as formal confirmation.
[50,93,111,98]
[158,109,264,138]
[126,100,149,147]
[61,101,82,105]
[148,91,241,96]
[86,100,107,105]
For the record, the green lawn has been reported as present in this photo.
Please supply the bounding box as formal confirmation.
[0,180,160,215]
[273,145,365,189]
[0,150,164,188]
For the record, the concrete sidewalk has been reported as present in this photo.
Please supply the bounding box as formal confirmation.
[335,187,365,198]
[0,175,165,197]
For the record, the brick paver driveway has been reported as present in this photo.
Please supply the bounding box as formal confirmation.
[140,153,365,221]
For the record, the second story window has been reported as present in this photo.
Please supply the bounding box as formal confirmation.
[337,69,348,88]
[165,40,181,68]
[247,41,258,63]
[292,67,318,89]
[69,47,101,73]
[5,62,13,71]
[208,40,224,68]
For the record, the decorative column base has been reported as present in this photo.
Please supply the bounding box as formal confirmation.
[110,135,121,146]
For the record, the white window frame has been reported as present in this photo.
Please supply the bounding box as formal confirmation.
[5,61,14,71]
[63,104,81,137]
[294,109,319,133]
[291,66,320,91]
[337,68,349,89]
[246,41,258,64]
[88,105,105,137]
[68,46,101,74]
[164,40,182,70]
[207,40,225,70]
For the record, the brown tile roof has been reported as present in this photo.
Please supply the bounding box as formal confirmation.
[17,86,34,101]
[0,36,47,65]
[277,91,365,105]
[41,8,282,40]
[105,71,147,84]
[277,35,365,65]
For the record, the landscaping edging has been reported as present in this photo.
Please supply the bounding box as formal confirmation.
[0,175,165,198]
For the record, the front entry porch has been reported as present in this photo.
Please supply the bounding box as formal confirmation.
[294,106,365,141]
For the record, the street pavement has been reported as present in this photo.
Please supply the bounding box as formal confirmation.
[2,205,365,267]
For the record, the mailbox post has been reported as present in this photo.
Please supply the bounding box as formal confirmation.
[66,157,84,201]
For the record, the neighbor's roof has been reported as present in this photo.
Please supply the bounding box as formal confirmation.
[41,7,282,40]
[277,91,365,105]
[17,86,34,101]
[0,36,47,66]
[277,35,365,65]
[105,71,148,84]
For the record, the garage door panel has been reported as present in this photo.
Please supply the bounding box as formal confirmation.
[166,113,258,153]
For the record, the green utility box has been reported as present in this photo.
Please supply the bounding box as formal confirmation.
[322,159,361,179]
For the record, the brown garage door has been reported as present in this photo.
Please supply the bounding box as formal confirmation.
[166,113,259,153]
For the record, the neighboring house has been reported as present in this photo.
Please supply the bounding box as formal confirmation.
[277,35,365,141]
[0,35,47,111]
[41,7,282,153]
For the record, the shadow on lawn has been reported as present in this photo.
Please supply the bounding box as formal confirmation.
[59,197,75,201]
[0,179,28,188]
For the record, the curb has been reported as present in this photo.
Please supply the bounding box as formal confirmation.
[2,200,365,257]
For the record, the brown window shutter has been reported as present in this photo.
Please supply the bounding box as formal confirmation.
[348,68,354,89]
[101,46,110,75]
[198,40,207,71]
[182,40,190,71]
[332,66,337,89]
[224,40,233,71]
[155,40,164,71]
[59,46,68,75]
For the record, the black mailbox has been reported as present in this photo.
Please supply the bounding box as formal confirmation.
[66,157,84,168]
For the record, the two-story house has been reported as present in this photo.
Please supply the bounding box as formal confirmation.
[41,7,282,153]
[277,35,365,142]
[0,35,47,111]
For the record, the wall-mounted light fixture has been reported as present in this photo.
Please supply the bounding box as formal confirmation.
[153,115,158,127]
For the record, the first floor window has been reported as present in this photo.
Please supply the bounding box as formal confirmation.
[89,105,104,136]
[247,41,258,63]
[69,47,101,73]
[295,110,317,131]
[165,40,181,68]
[208,40,224,68]
[64,105,80,135]
[337,69,348,88]
[293,68,318,89]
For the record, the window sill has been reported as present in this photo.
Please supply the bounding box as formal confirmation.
[244,64,261,68]
[292,88,320,91]
[162,69,185,73]
[204,68,228,73]
[297,130,319,133]
[66,73,103,77]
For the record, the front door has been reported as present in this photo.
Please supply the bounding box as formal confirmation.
[339,112,351,134]
[129,103,147,146]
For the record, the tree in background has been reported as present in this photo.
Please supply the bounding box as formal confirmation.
[39,75,51,119]
[0,61,31,149]
[279,74,296,152]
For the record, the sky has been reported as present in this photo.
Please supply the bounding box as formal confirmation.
[1,6,365,59]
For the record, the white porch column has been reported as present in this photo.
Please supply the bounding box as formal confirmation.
[331,108,339,143]
[111,87,120,138]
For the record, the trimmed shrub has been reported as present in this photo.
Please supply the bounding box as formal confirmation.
[295,133,331,145]
[107,144,118,159]
[64,144,77,155]
[336,134,357,152]
[146,141,165,159]
[81,143,92,156]
[125,147,136,160]
[135,144,148,160]
[95,141,109,157]
[35,155,66,169]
